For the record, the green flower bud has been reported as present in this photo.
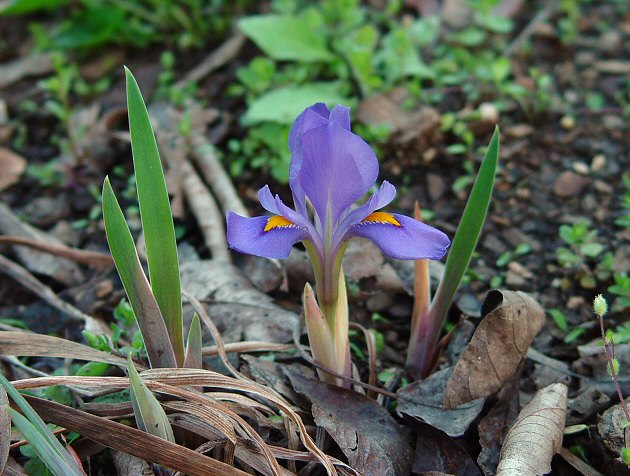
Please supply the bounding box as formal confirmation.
[593,294,608,317]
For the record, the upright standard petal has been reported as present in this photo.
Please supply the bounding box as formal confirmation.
[226,212,309,259]
[288,104,330,215]
[297,121,378,227]
[348,213,450,260]
[328,104,351,131]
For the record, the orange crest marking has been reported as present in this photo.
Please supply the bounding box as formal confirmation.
[362,212,401,226]
[264,215,295,232]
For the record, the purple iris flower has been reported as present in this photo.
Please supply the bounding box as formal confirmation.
[226,104,450,307]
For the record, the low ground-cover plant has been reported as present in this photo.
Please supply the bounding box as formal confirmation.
[1,0,240,50]
[228,0,515,184]
[556,219,613,289]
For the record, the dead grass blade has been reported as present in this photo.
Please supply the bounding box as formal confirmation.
[23,395,249,476]
[0,331,132,368]
[496,382,567,476]
[164,401,237,446]
[0,235,113,269]
[202,341,294,356]
[12,371,339,475]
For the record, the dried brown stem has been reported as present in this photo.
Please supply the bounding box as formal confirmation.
[0,235,113,269]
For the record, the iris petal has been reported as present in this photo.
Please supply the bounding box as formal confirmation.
[335,180,397,242]
[329,105,350,131]
[289,104,331,216]
[258,185,279,214]
[226,212,309,259]
[348,213,450,260]
[297,121,378,227]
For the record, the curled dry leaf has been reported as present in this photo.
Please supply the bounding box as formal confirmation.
[444,290,545,409]
[0,147,26,192]
[496,382,568,476]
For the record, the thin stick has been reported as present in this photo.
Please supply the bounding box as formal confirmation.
[0,235,113,269]
[0,254,107,334]
[188,131,249,218]
[175,34,246,89]
[506,1,560,56]
[180,160,230,262]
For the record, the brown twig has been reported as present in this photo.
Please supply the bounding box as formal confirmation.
[188,131,249,218]
[506,0,560,56]
[175,34,246,89]
[180,161,230,262]
[0,235,113,269]
[0,253,107,334]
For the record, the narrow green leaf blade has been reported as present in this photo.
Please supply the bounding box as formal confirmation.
[8,409,85,476]
[127,355,175,443]
[184,313,202,369]
[125,67,184,364]
[102,177,177,368]
[0,373,84,475]
[431,128,500,322]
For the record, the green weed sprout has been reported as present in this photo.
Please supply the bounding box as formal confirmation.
[406,129,500,378]
[594,294,630,466]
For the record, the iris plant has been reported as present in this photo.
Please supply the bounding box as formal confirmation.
[227,104,450,383]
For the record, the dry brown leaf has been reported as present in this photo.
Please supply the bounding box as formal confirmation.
[496,382,567,476]
[24,395,249,476]
[444,290,545,409]
[357,88,441,148]
[0,255,107,335]
[0,148,26,192]
[285,367,413,476]
[0,331,131,368]
[12,370,338,475]
[0,385,9,474]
